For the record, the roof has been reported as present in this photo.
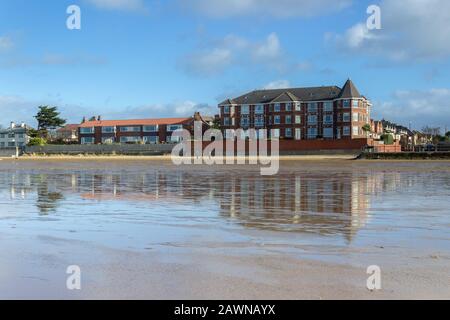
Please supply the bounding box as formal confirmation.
[338,79,361,99]
[271,91,300,103]
[57,124,79,131]
[79,117,191,128]
[219,80,366,105]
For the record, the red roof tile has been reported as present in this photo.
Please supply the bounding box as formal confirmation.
[78,117,191,128]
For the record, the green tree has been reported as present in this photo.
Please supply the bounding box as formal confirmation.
[211,118,221,130]
[381,134,394,145]
[362,124,372,137]
[34,106,66,137]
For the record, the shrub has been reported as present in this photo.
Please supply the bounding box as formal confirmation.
[381,134,394,145]
[28,137,47,146]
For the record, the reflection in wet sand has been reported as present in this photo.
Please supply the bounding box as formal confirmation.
[0,168,409,243]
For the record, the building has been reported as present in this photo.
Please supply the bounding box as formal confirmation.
[0,122,30,148]
[55,124,79,143]
[78,116,197,145]
[218,79,372,141]
[370,119,384,140]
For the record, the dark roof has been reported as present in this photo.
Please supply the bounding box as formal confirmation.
[219,85,342,105]
[271,91,300,103]
[339,79,361,99]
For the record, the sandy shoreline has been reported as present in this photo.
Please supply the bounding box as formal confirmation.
[1,232,448,300]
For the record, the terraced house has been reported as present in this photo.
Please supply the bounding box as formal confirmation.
[78,117,193,145]
[219,79,371,141]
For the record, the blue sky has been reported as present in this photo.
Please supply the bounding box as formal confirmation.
[0,0,449,131]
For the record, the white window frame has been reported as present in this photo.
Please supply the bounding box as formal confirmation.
[241,105,250,115]
[323,127,334,138]
[143,125,159,132]
[295,128,302,140]
[308,115,317,124]
[255,104,264,114]
[81,137,94,144]
[343,126,350,136]
[80,127,94,134]
[274,115,281,125]
[295,115,301,124]
[324,102,333,112]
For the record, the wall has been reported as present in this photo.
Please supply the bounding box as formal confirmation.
[25,144,174,155]
[25,138,370,156]
[0,148,20,157]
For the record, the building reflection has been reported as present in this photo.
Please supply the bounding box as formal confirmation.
[0,169,407,241]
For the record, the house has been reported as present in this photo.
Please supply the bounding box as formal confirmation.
[55,124,79,143]
[370,119,383,139]
[78,114,211,144]
[218,79,372,141]
[0,122,30,149]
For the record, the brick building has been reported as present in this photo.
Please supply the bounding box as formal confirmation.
[218,79,371,141]
[78,117,193,145]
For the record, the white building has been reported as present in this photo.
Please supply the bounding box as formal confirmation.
[0,122,30,148]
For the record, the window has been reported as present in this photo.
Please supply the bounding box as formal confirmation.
[343,100,350,108]
[255,105,264,114]
[285,103,292,112]
[295,128,302,140]
[80,127,94,134]
[308,103,318,112]
[324,102,333,112]
[353,126,359,136]
[308,115,317,124]
[102,126,115,133]
[8,142,15,147]
[257,129,267,139]
[120,126,141,132]
[167,125,183,132]
[274,103,281,112]
[352,100,359,108]
[295,115,301,124]
[295,102,301,111]
[81,137,94,144]
[343,113,351,122]
[343,126,350,136]
[144,136,159,144]
[323,114,333,124]
[272,128,280,138]
[307,127,317,139]
[285,115,292,124]
[223,117,231,126]
[143,125,158,132]
[223,106,230,114]
[352,113,359,122]
[17,134,24,139]
[241,116,250,127]
[168,136,182,143]
[0,142,4,147]
[274,115,281,125]
[120,136,141,143]
[285,128,292,138]
[102,137,114,144]
[255,115,264,127]
[241,105,250,115]
[323,127,333,138]
[0,134,5,139]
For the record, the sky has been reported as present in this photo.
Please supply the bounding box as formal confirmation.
[0,0,449,131]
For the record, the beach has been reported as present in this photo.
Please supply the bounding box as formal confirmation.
[0,160,449,299]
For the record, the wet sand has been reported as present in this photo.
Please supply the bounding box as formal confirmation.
[0,160,449,299]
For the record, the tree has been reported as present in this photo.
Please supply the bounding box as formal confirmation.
[362,124,372,138]
[211,118,221,130]
[34,106,66,138]
[446,131,450,138]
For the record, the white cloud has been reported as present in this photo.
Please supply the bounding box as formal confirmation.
[263,80,291,89]
[181,0,352,18]
[180,48,233,76]
[179,33,300,76]
[373,88,450,129]
[329,0,450,61]
[0,36,13,52]
[104,101,217,119]
[86,0,147,12]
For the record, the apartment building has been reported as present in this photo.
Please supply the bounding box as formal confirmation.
[219,79,371,140]
[0,122,30,148]
[78,117,194,144]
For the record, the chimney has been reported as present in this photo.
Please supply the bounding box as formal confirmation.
[20,123,25,128]
[97,115,101,121]
[82,116,86,123]
[194,112,201,121]
[10,122,15,129]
